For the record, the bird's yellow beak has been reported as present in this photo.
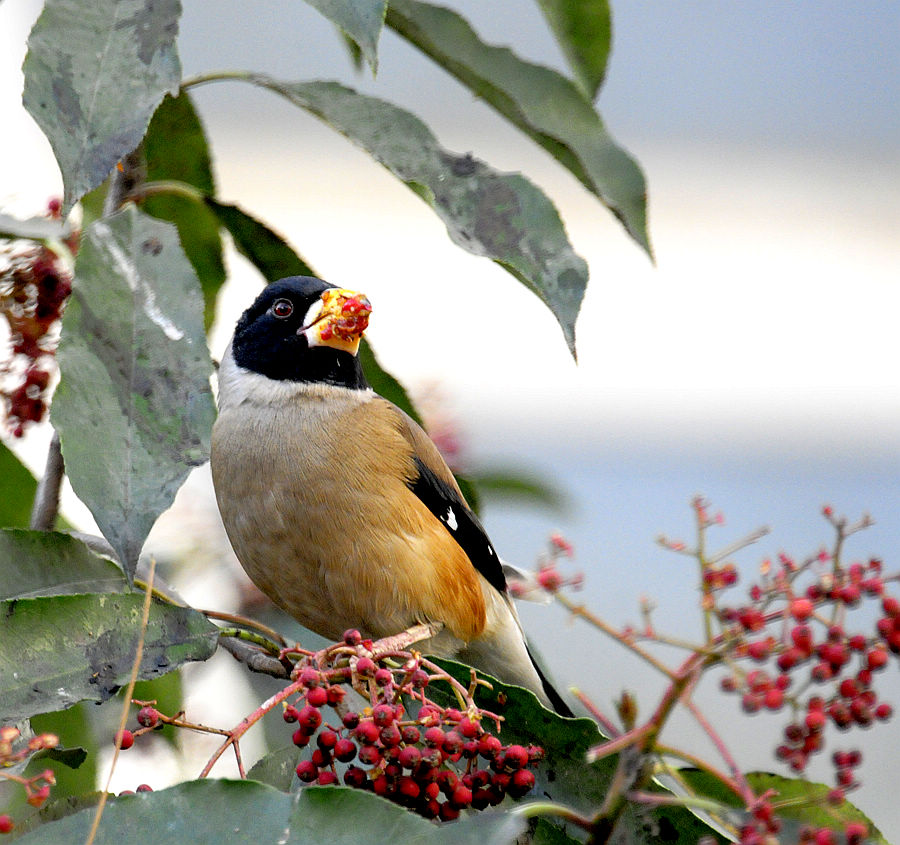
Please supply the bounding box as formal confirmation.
[300,288,372,355]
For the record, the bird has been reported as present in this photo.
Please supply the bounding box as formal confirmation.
[210,276,571,715]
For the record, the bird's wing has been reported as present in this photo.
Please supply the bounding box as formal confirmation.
[388,402,508,597]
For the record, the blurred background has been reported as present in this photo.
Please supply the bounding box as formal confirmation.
[2,0,899,836]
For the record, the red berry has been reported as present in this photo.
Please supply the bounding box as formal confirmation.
[306,686,328,708]
[116,729,134,750]
[297,705,322,730]
[791,598,814,622]
[326,685,345,706]
[374,668,393,687]
[450,785,473,808]
[342,711,360,730]
[334,738,357,762]
[343,765,367,788]
[317,771,338,786]
[397,776,420,801]
[458,717,480,738]
[883,596,900,617]
[411,669,430,688]
[0,815,13,834]
[372,703,394,727]
[805,710,826,732]
[298,667,321,687]
[401,725,420,744]
[747,640,770,661]
[502,744,529,771]
[398,745,421,769]
[354,720,379,745]
[424,727,445,748]
[763,688,784,710]
[343,629,362,645]
[379,724,402,747]
[358,745,382,766]
[441,730,463,756]
[355,657,376,676]
[292,728,311,747]
[296,760,318,782]
[439,803,460,822]
[317,730,338,751]
[508,768,536,798]
[283,704,300,723]
[875,702,893,721]
[845,822,868,845]
[867,647,888,670]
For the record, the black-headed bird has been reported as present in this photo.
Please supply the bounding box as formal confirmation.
[211,276,570,714]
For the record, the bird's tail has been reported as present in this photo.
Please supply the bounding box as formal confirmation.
[526,642,573,717]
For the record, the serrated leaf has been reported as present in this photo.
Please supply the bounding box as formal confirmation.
[385,0,650,258]
[0,442,37,528]
[23,0,182,212]
[142,92,225,330]
[303,0,386,73]
[52,206,216,578]
[241,75,587,355]
[0,528,125,600]
[0,593,218,722]
[0,212,70,243]
[536,0,611,99]
[14,778,526,844]
[205,199,316,280]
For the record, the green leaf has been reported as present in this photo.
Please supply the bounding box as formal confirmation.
[536,0,612,99]
[0,443,37,528]
[52,205,216,578]
[0,528,125,600]
[359,339,423,426]
[238,75,588,356]
[431,659,720,843]
[469,469,566,511]
[302,0,386,73]
[0,212,70,243]
[0,593,218,722]
[206,199,316,280]
[14,779,526,844]
[23,0,182,213]
[142,92,225,330]
[682,769,888,845]
[385,0,650,258]
[247,744,299,792]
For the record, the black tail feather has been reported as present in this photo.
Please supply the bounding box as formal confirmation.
[526,642,574,717]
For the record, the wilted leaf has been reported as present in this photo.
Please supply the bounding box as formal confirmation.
[23,0,182,212]
[385,0,650,258]
[14,779,525,844]
[206,200,316,280]
[302,0,386,72]
[52,205,216,578]
[237,75,588,355]
[0,529,125,600]
[142,92,225,330]
[0,593,218,722]
[536,0,611,99]
[0,443,37,529]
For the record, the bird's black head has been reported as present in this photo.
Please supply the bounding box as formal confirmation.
[231,276,371,389]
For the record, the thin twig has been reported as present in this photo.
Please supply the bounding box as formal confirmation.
[29,431,64,530]
[85,558,156,845]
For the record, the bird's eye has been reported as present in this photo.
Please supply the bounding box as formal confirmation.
[271,299,294,318]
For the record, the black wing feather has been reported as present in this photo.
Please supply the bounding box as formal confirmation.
[408,457,507,595]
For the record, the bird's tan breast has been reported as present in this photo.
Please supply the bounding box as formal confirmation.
[211,388,487,643]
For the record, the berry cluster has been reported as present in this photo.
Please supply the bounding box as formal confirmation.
[0,200,74,437]
[284,629,542,820]
[692,506,896,843]
[0,725,59,833]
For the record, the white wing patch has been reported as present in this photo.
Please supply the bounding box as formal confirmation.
[445,507,458,531]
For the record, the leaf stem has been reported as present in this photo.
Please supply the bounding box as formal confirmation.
[29,430,64,531]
